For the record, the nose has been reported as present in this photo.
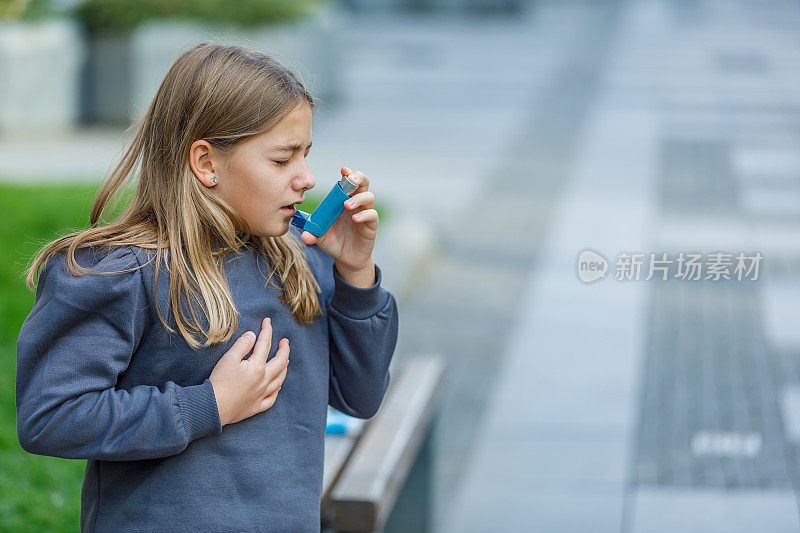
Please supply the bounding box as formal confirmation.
[294,160,315,192]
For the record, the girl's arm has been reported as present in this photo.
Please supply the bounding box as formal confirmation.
[15,247,222,461]
[326,262,399,419]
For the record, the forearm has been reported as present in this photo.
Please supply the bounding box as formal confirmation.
[327,263,399,418]
[17,379,221,460]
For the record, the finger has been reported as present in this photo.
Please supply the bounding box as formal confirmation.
[259,388,280,411]
[301,231,317,245]
[228,331,256,361]
[265,366,288,396]
[265,338,290,379]
[341,168,369,191]
[250,317,272,365]
[344,191,375,211]
[352,208,379,226]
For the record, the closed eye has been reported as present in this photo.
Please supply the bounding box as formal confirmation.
[274,159,290,167]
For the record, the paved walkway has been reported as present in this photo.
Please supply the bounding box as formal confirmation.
[391,2,624,530]
[445,0,800,531]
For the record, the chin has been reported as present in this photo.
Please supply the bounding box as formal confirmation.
[252,220,292,238]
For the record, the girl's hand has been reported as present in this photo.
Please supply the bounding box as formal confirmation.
[301,166,378,285]
[209,318,289,427]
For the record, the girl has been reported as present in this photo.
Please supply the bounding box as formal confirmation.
[15,43,398,532]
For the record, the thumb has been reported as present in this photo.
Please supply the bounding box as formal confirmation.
[301,231,318,245]
[227,331,256,361]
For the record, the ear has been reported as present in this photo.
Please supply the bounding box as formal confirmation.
[189,139,220,187]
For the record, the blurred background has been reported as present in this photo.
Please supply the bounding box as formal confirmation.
[3,0,800,531]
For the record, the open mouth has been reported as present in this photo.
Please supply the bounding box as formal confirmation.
[281,204,297,215]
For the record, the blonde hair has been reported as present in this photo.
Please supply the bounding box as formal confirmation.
[25,43,322,349]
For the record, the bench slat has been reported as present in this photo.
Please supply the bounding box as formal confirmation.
[326,355,446,532]
[322,434,358,501]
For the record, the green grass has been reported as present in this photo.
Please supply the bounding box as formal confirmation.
[0,183,102,531]
[0,181,383,530]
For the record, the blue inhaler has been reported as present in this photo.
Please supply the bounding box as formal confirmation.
[291,174,359,237]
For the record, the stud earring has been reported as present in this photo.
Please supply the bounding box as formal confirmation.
[210,175,218,185]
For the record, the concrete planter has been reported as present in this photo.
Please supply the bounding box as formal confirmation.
[84,6,340,124]
[0,18,84,135]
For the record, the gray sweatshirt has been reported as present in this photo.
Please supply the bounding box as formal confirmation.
[15,225,399,532]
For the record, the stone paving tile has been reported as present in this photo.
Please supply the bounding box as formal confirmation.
[450,483,625,533]
[629,487,800,533]
[659,139,736,214]
[761,279,800,353]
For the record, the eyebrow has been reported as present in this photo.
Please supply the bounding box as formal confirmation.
[272,141,312,152]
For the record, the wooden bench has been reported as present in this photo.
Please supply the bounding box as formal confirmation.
[321,355,446,532]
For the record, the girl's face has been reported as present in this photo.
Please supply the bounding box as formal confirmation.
[191,103,316,237]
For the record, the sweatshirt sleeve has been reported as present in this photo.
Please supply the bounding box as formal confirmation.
[15,246,222,461]
[327,262,399,419]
